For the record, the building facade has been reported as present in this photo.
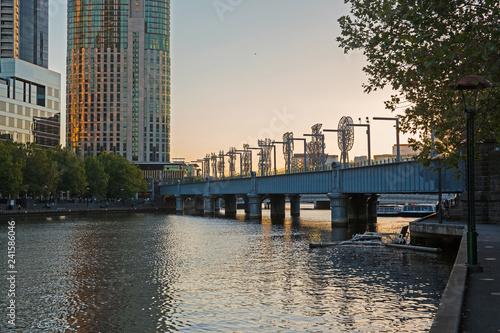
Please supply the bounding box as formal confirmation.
[66,0,171,163]
[0,0,60,148]
[0,59,61,148]
[0,0,49,68]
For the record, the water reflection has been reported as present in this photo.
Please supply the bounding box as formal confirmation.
[0,211,452,332]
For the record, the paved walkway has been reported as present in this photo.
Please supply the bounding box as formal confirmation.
[428,219,500,332]
[461,223,500,332]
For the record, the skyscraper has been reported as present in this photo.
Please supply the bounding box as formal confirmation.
[0,0,49,67]
[66,0,171,163]
[0,0,60,148]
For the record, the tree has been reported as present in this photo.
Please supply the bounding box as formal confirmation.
[84,156,109,198]
[0,141,25,197]
[49,146,87,195]
[23,143,58,197]
[337,0,500,167]
[98,152,146,198]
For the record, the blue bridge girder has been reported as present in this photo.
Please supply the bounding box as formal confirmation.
[160,160,464,197]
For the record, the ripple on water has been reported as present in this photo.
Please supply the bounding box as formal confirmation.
[0,213,452,332]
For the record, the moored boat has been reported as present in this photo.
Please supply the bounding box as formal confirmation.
[377,204,401,216]
[400,203,436,217]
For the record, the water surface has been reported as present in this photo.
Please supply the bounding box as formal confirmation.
[0,210,453,332]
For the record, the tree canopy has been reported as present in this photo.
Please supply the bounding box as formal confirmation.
[337,0,500,166]
[0,141,147,199]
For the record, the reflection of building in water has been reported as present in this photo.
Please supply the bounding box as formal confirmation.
[0,59,61,148]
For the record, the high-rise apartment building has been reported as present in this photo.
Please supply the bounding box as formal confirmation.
[0,0,48,67]
[0,0,61,148]
[66,0,171,163]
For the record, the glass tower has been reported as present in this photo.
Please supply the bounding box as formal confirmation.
[0,0,49,68]
[66,0,171,163]
[0,0,60,148]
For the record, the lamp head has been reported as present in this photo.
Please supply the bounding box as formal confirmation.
[451,75,492,91]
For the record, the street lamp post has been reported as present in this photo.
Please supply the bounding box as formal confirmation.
[451,75,492,270]
[272,141,292,174]
[288,138,307,172]
[303,133,325,170]
[431,154,444,224]
[324,129,347,166]
[347,119,371,165]
[373,117,400,162]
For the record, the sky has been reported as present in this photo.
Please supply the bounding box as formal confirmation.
[48,0,414,169]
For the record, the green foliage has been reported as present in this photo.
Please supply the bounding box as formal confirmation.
[0,142,147,199]
[0,141,25,197]
[23,143,58,196]
[97,152,147,198]
[49,146,87,194]
[84,156,109,198]
[337,0,500,167]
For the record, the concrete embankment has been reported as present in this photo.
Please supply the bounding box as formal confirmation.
[0,206,172,218]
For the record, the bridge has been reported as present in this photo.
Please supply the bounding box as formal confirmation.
[160,160,464,226]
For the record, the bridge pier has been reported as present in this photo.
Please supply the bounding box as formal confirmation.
[367,194,378,223]
[328,192,349,227]
[175,195,184,214]
[223,194,237,217]
[269,194,286,219]
[289,194,301,217]
[247,194,263,219]
[204,195,216,215]
[350,194,368,222]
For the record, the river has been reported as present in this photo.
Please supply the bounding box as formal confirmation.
[0,208,454,332]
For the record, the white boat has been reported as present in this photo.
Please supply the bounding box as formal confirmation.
[400,204,436,217]
[377,204,401,216]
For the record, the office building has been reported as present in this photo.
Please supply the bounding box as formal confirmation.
[0,0,60,148]
[66,0,171,163]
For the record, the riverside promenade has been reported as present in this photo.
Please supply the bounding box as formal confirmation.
[428,219,500,332]
[0,200,170,217]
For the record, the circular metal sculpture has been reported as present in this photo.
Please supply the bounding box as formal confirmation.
[337,116,354,163]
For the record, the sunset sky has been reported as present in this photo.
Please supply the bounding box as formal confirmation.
[48,0,414,168]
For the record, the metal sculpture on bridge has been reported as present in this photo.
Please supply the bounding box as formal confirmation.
[204,154,210,178]
[242,144,252,176]
[283,132,294,168]
[218,150,225,178]
[306,123,325,168]
[211,153,217,178]
[228,147,236,175]
[258,138,273,176]
[338,116,355,163]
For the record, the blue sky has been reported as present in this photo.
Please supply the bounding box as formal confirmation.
[48,0,411,167]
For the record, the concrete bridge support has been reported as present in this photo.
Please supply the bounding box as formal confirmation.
[367,194,378,223]
[269,194,286,219]
[204,195,215,215]
[328,192,349,227]
[350,194,368,223]
[223,194,237,217]
[194,196,205,215]
[289,195,301,217]
[175,195,184,214]
[248,194,263,219]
